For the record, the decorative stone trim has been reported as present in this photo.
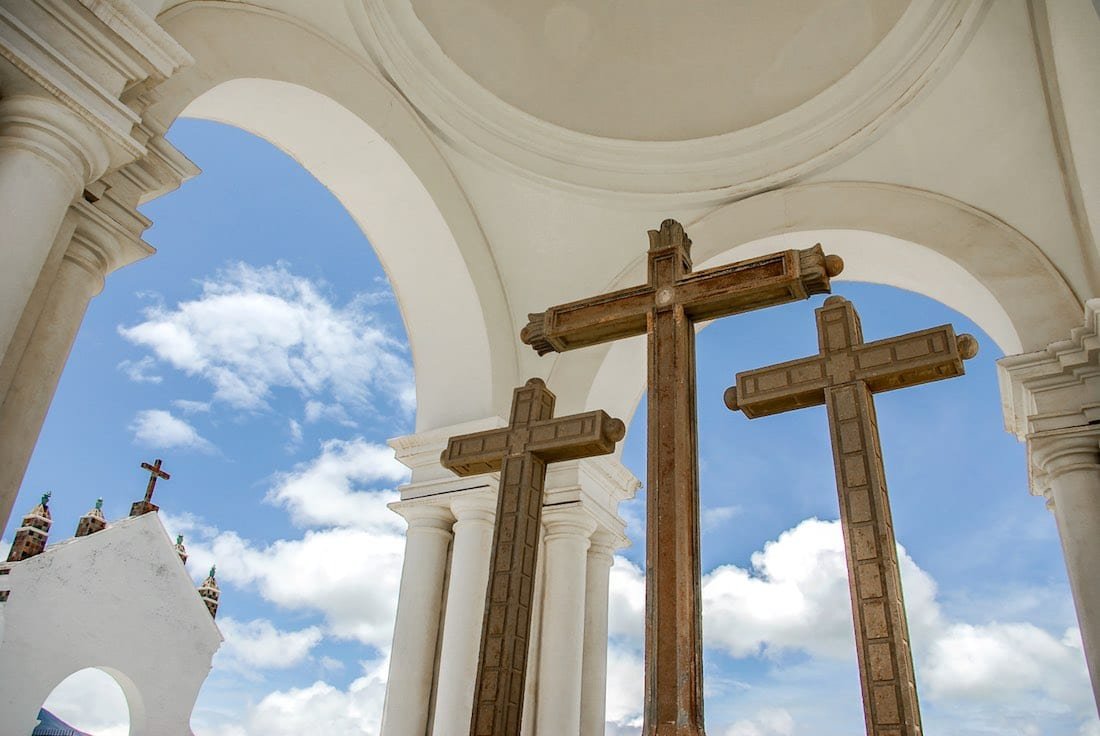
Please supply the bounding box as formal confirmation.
[351,0,989,203]
[998,299,1100,495]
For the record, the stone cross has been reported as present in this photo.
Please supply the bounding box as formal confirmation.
[521,220,842,735]
[441,378,626,736]
[724,295,978,736]
[131,458,170,516]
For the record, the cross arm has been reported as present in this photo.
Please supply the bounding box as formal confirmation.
[526,410,626,462]
[680,245,840,323]
[724,354,831,419]
[725,326,979,419]
[521,284,654,356]
[853,325,978,393]
[440,428,511,476]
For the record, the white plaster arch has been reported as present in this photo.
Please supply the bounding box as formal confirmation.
[39,666,137,735]
[146,2,518,431]
[551,182,1082,429]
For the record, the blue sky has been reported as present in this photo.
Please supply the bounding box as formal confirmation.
[8,119,1098,736]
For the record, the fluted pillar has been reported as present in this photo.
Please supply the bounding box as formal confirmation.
[432,492,496,736]
[381,503,454,736]
[535,506,597,735]
[0,205,148,530]
[999,298,1100,716]
[0,96,109,370]
[580,531,618,736]
[1033,430,1100,712]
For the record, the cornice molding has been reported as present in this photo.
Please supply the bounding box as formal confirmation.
[0,0,193,166]
[351,0,990,204]
[998,298,1100,439]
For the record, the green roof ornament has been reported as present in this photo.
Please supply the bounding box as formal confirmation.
[40,491,51,507]
[176,534,184,545]
[208,565,216,579]
[95,498,103,510]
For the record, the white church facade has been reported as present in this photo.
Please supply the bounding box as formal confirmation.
[0,0,1098,734]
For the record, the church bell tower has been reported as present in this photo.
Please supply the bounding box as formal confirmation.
[6,492,53,562]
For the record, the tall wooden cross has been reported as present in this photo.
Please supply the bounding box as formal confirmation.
[521,220,843,735]
[131,458,170,516]
[724,295,978,736]
[441,378,627,736]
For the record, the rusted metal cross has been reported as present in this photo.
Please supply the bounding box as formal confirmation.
[131,458,170,516]
[724,295,978,736]
[441,378,626,736]
[521,220,842,735]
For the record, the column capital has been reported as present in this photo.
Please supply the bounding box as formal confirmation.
[0,96,111,189]
[64,200,154,293]
[999,299,1100,498]
[0,0,193,168]
[543,504,599,541]
[387,499,454,532]
[449,490,495,524]
[1029,427,1100,503]
[999,298,1100,439]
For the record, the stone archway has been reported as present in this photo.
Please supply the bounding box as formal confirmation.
[38,667,137,735]
[550,182,1081,427]
[148,3,519,431]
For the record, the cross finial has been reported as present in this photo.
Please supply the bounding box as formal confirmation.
[140,458,171,504]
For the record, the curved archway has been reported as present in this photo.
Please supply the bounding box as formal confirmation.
[38,666,138,736]
[148,3,518,430]
[552,183,1081,427]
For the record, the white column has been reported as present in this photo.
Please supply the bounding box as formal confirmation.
[1033,430,1100,713]
[432,493,496,736]
[0,208,148,527]
[999,298,1100,717]
[381,504,454,736]
[535,506,596,735]
[0,96,108,366]
[580,530,618,736]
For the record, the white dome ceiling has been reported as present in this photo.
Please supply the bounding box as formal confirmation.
[411,0,910,141]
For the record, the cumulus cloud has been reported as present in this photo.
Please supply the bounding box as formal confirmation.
[119,262,414,417]
[724,709,795,736]
[117,356,161,384]
[200,660,389,736]
[216,617,323,672]
[129,409,214,453]
[265,438,408,531]
[601,517,1097,733]
[187,526,404,650]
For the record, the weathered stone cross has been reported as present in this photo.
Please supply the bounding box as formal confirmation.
[441,377,626,736]
[521,220,842,735]
[131,458,170,516]
[724,295,978,736]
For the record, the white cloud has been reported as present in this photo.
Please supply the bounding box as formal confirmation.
[265,438,408,531]
[118,356,162,384]
[923,623,1093,707]
[216,617,323,672]
[129,409,214,453]
[174,398,211,414]
[187,526,405,649]
[602,517,1097,734]
[702,504,742,531]
[724,709,795,736]
[119,262,415,416]
[201,660,389,736]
